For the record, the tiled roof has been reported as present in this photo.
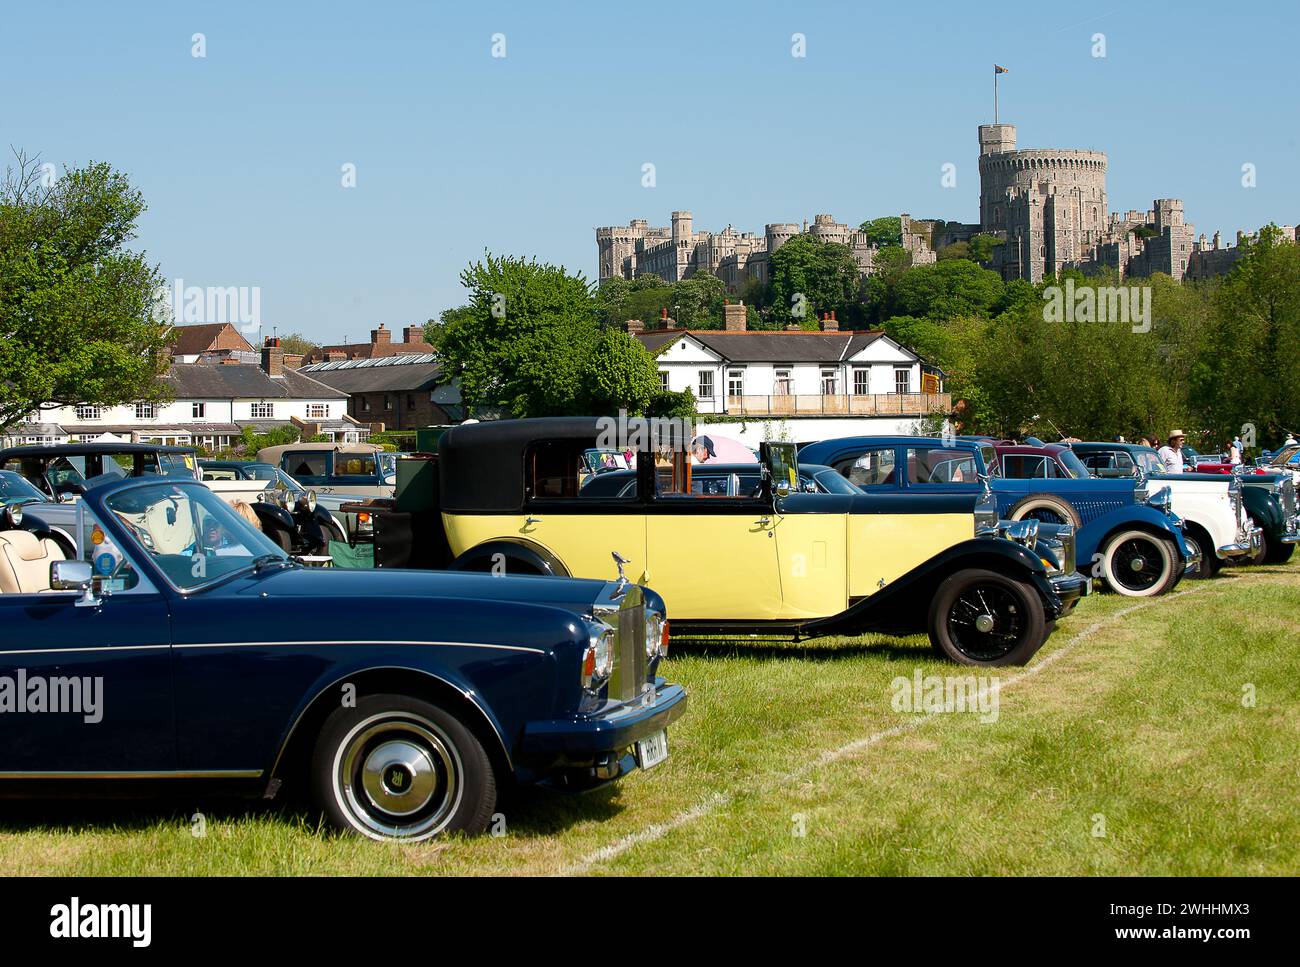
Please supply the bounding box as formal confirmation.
[170,323,252,356]
[163,363,348,400]
[299,354,444,393]
[635,329,892,363]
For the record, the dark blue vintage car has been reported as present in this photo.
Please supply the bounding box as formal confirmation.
[0,476,686,841]
[798,436,1197,597]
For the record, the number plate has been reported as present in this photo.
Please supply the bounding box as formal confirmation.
[635,730,669,770]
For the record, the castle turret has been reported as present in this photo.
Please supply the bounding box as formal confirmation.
[671,210,693,243]
[978,123,1017,156]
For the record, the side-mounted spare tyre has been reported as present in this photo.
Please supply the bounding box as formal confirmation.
[927,568,1048,667]
[1007,494,1083,529]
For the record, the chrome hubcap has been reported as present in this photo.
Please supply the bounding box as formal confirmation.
[362,740,437,816]
[974,613,995,633]
[1129,555,1146,572]
[336,716,462,840]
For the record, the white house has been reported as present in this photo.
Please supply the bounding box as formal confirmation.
[631,310,950,445]
[12,341,368,450]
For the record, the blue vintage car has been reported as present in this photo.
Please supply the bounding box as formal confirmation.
[798,436,1197,597]
[0,476,686,841]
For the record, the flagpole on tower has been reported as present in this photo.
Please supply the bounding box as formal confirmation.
[993,64,1008,124]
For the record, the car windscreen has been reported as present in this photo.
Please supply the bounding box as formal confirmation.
[0,470,46,503]
[811,468,861,494]
[1057,449,1090,479]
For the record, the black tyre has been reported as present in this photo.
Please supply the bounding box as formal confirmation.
[1099,528,1181,595]
[1182,525,1221,579]
[268,525,294,553]
[1007,494,1083,529]
[1263,540,1295,565]
[928,568,1048,666]
[312,693,496,841]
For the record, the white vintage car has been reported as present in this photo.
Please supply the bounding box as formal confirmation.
[1146,469,1260,577]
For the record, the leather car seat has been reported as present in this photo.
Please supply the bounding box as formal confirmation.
[0,530,67,594]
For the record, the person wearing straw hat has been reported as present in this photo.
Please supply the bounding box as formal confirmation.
[1157,430,1188,474]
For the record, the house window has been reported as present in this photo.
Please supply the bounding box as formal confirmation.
[853,369,869,395]
[307,404,329,419]
[659,371,669,392]
[407,395,415,409]
[250,402,273,419]
[698,371,714,400]
[727,369,744,398]
[894,367,911,394]
[821,368,838,396]
[75,405,101,420]
[361,398,371,412]
[134,403,155,420]
[192,402,207,419]
[774,368,793,396]
[383,395,392,410]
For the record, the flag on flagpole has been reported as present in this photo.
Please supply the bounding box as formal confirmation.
[994,64,1009,74]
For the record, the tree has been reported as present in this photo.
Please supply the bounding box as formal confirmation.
[672,273,727,328]
[767,234,863,327]
[0,153,172,430]
[437,252,599,416]
[277,332,318,356]
[889,259,1006,320]
[579,328,661,415]
[858,216,902,248]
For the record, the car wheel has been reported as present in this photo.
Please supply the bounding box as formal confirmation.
[312,694,496,842]
[1099,529,1180,595]
[268,525,294,553]
[928,568,1047,667]
[1007,494,1083,529]
[1263,540,1295,565]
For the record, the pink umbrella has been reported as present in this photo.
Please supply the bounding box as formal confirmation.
[691,434,758,464]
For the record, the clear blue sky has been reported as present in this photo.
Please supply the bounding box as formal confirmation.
[4,0,1295,343]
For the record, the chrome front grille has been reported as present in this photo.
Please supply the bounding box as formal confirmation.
[606,589,647,703]
[1284,479,1297,518]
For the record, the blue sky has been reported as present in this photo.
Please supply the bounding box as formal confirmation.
[4,0,1296,343]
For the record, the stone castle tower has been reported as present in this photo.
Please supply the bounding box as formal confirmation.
[977,123,1109,282]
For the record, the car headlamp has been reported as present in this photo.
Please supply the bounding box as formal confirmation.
[1146,486,1173,513]
[646,611,669,660]
[581,626,614,689]
[296,490,317,514]
[1003,518,1039,546]
[2,502,22,527]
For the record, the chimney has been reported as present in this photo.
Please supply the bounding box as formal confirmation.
[283,353,303,370]
[660,306,676,329]
[723,300,747,332]
[822,310,839,332]
[261,337,284,377]
[402,324,424,345]
[626,318,644,334]
[325,350,346,362]
[370,323,391,345]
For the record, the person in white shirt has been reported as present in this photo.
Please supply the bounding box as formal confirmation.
[1229,436,1243,465]
[1156,430,1187,473]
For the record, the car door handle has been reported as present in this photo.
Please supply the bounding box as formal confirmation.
[524,516,542,526]
[756,516,772,525]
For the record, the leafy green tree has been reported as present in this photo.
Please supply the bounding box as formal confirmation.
[672,273,728,328]
[0,154,172,430]
[768,234,863,327]
[277,332,318,356]
[889,259,1006,320]
[578,328,661,415]
[858,216,902,248]
[648,387,697,420]
[438,253,598,416]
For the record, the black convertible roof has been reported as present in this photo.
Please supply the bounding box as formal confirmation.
[439,418,606,513]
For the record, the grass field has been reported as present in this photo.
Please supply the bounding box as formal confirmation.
[2,560,1298,876]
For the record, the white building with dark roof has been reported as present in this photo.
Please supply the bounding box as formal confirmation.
[26,340,368,450]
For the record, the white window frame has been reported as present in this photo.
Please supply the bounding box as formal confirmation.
[250,402,273,419]
[697,371,714,400]
[134,402,156,420]
[821,368,838,396]
[727,369,744,398]
[774,368,793,396]
[307,403,329,419]
[75,405,101,421]
[852,368,869,395]
[894,367,911,395]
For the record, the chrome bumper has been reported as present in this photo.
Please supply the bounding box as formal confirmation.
[1281,516,1300,544]
[1183,543,1204,575]
[1218,524,1263,558]
[1049,571,1092,609]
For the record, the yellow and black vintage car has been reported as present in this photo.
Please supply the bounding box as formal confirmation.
[366,418,1088,666]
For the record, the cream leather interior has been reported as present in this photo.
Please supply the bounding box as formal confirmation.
[0,530,67,594]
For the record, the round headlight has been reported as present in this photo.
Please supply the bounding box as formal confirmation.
[296,490,317,514]
[581,627,614,689]
[646,612,669,659]
[1147,486,1173,512]
[3,502,22,527]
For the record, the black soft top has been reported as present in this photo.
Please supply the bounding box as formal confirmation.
[439,417,606,512]
[0,442,195,460]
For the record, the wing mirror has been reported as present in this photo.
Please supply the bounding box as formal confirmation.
[50,560,101,607]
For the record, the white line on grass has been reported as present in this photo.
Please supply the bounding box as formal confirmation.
[565,583,1222,875]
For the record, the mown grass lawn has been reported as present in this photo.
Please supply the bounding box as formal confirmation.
[2,561,1297,876]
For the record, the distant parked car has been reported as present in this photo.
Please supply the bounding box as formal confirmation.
[200,460,369,546]
[1071,442,1263,576]
[258,442,396,497]
[799,435,1196,597]
[0,475,687,841]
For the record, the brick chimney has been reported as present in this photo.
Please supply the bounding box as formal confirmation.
[283,353,303,370]
[723,300,747,332]
[402,324,423,345]
[626,318,644,334]
[371,323,391,345]
[822,310,839,332]
[325,350,346,362]
[261,337,284,377]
